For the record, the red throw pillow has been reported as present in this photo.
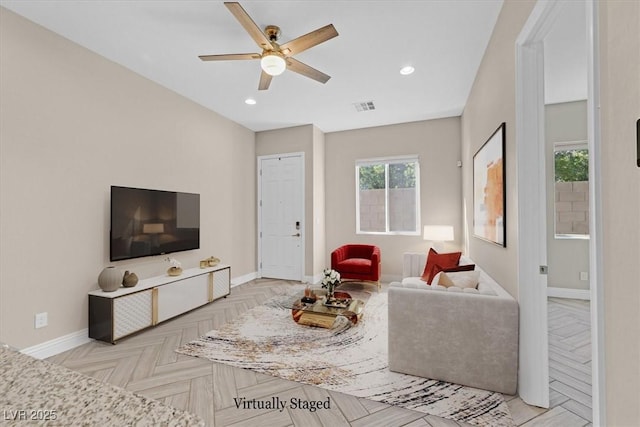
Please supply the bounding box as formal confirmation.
[432,263,476,278]
[420,248,462,284]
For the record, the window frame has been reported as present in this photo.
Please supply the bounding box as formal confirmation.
[553,140,590,239]
[355,155,421,236]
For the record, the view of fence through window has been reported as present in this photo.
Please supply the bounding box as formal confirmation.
[357,158,419,234]
[554,146,589,237]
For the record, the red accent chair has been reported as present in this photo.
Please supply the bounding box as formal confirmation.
[331,244,381,290]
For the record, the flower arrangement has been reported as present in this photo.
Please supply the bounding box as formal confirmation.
[166,257,181,268]
[321,268,341,297]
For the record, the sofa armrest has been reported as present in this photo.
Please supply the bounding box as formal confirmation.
[371,247,380,269]
[331,246,348,268]
[403,252,426,278]
[388,286,518,394]
[370,246,381,280]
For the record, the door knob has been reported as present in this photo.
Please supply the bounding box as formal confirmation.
[291,233,301,237]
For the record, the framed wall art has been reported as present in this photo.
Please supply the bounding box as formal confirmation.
[473,123,506,247]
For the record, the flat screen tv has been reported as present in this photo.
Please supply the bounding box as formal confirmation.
[110,186,200,262]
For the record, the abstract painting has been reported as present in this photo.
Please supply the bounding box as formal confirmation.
[473,123,506,247]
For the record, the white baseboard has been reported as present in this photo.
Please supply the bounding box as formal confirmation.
[304,273,323,285]
[382,274,402,283]
[231,271,258,288]
[547,287,591,300]
[21,329,91,360]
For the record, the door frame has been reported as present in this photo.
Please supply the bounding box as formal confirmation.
[256,152,306,282]
[515,0,605,423]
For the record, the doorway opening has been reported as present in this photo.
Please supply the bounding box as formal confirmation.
[515,0,604,424]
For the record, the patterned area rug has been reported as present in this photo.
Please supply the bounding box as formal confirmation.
[176,285,513,426]
[0,345,204,426]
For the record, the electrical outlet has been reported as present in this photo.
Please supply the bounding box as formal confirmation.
[580,271,589,281]
[35,312,48,329]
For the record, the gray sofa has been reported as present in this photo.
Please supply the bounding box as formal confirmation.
[387,252,519,394]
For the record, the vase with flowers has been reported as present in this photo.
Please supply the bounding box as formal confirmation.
[321,268,341,300]
[166,257,183,276]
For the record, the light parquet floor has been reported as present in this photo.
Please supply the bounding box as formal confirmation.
[48,280,593,426]
[546,298,592,425]
[506,297,592,427]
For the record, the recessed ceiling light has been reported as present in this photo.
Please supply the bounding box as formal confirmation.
[245,98,257,105]
[400,66,415,75]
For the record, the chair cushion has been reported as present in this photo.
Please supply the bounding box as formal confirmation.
[337,258,372,274]
[345,245,375,259]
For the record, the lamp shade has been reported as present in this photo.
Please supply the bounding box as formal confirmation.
[260,53,286,76]
[143,223,164,234]
[423,225,454,242]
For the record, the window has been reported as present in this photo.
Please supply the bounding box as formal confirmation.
[554,142,589,238]
[356,156,420,235]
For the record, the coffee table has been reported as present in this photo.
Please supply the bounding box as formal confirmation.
[289,290,364,328]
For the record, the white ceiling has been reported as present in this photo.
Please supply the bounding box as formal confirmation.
[5,0,567,133]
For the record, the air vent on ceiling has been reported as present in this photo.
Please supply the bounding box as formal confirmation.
[353,101,376,112]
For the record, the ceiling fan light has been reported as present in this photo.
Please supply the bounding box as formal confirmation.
[400,66,415,75]
[261,53,286,76]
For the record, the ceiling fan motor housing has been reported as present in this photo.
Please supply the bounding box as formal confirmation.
[265,25,281,43]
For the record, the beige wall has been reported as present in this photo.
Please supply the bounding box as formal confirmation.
[461,0,536,298]
[465,0,639,422]
[255,125,316,278]
[0,9,256,349]
[545,101,589,290]
[325,118,463,279]
[312,126,326,277]
[599,1,640,424]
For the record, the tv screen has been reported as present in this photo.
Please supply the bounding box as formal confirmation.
[110,186,200,261]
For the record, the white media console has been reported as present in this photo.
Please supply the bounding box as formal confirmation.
[89,265,230,343]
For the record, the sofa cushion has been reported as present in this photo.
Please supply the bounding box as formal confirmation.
[437,270,481,289]
[392,281,446,291]
[336,258,372,274]
[401,277,427,287]
[420,249,461,283]
[393,280,429,290]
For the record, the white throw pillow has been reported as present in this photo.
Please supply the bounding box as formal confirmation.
[438,270,481,289]
[431,271,443,286]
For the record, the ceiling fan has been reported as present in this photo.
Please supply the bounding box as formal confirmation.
[199,2,338,90]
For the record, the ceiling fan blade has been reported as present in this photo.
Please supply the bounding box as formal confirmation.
[224,2,274,50]
[258,71,272,91]
[199,53,261,61]
[286,58,331,84]
[279,24,338,56]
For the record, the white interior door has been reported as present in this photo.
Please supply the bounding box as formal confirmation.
[258,154,304,281]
